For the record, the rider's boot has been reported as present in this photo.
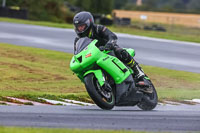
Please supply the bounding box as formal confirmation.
[127,58,153,93]
[114,47,153,93]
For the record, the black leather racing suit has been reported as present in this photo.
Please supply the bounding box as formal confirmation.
[74,24,132,64]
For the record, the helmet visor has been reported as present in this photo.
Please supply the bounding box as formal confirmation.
[76,24,87,32]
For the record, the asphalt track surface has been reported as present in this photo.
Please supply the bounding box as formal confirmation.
[0,22,200,132]
[0,22,200,73]
[0,104,200,132]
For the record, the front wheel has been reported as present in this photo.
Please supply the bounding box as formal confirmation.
[84,74,115,110]
[137,82,158,111]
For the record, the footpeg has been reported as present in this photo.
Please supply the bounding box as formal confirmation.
[136,81,150,88]
[136,80,153,93]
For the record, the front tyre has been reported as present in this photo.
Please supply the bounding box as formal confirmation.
[84,74,115,110]
[137,82,158,111]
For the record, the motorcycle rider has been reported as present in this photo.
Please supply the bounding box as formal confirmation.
[73,11,151,90]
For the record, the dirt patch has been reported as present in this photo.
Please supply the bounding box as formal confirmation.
[0,49,38,62]
[0,97,23,104]
[0,61,67,81]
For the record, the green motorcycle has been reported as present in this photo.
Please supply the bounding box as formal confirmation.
[70,37,158,110]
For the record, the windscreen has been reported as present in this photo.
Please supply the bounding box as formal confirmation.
[74,37,93,55]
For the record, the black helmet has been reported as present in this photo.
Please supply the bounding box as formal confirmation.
[73,11,94,37]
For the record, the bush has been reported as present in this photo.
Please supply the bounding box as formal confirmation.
[2,0,74,23]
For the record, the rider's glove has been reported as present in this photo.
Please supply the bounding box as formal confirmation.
[105,42,114,51]
[99,46,105,51]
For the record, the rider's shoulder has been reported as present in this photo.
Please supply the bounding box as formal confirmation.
[74,36,80,40]
[94,24,107,34]
[74,37,80,44]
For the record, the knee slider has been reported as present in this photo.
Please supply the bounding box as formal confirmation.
[115,48,132,63]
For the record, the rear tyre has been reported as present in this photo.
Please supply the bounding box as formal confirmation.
[137,82,158,111]
[84,74,115,110]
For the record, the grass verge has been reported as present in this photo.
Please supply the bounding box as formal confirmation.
[0,17,200,43]
[109,25,200,43]
[0,43,199,102]
[0,126,155,133]
[0,17,73,29]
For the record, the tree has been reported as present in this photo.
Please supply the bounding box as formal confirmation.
[71,0,114,14]
[2,0,74,22]
[187,0,200,13]
[122,0,200,14]
[114,0,128,9]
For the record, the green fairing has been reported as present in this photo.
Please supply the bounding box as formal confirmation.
[96,56,131,84]
[124,48,135,57]
[70,39,132,86]
[83,70,105,86]
[70,40,100,73]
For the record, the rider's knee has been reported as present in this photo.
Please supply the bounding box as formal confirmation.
[114,47,132,63]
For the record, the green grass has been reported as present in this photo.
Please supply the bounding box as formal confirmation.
[109,25,200,43]
[0,17,73,29]
[142,65,200,101]
[0,43,200,102]
[0,127,157,133]
[0,17,200,43]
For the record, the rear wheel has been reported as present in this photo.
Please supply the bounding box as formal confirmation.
[84,74,115,110]
[137,82,158,111]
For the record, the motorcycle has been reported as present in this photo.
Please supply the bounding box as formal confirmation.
[70,37,158,110]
